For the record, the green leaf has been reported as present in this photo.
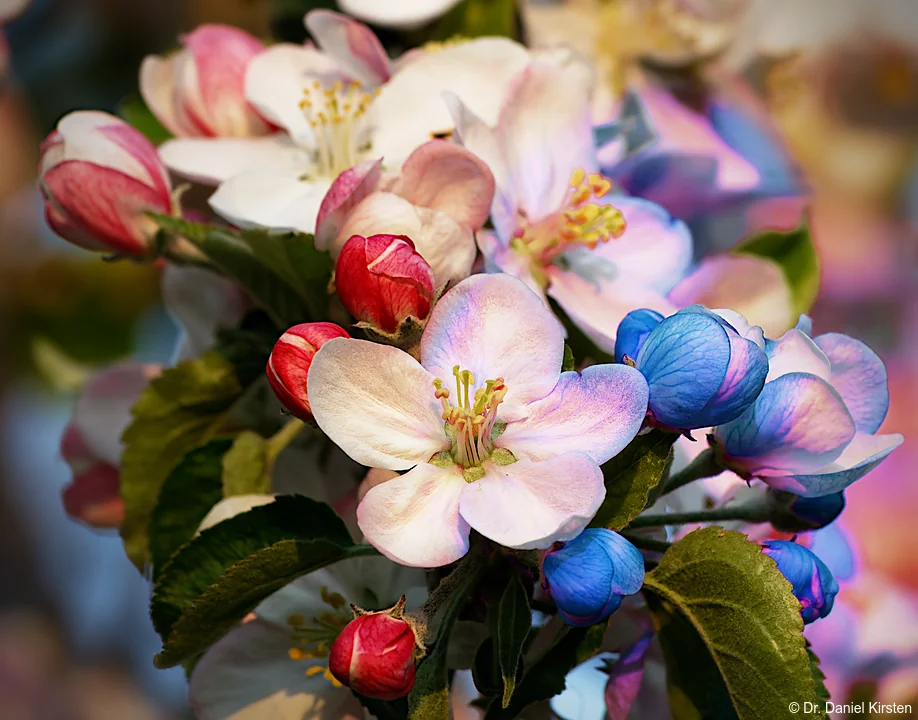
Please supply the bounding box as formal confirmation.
[151,494,362,668]
[472,636,502,704]
[589,430,676,531]
[214,310,280,385]
[496,575,531,708]
[484,621,607,720]
[120,350,245,569]
[222,431,270,496]
[807,642,830,705]
[561,343,575,372]
[118,94,173,145]
[429,0,518,41]
[735,221,819,317]
[643,527,823,720]
[148,439,230,578]
[355,694,409,720]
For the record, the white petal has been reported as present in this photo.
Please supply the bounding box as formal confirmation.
[338,0,464,29]
[766,328,832,383]
[308,338,448,470]
[139,53,196,137]
[208,166,330,234]
[158,135,311,185]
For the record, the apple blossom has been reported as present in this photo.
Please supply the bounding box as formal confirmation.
[762,540,839,624]
[316,140,494,286]
[307,274,649,567]
[267,322,352,422]
[140,25,272,139]
[337,0,465,30]
[712,321,904,496]
[39,111,175,257]
[335,234,435,339]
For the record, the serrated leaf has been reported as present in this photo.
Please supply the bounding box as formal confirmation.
[561,343,575,372]
[497,575,531,708]
[148,439,230,578]
[735,222,819,317]
[590,430,676,531]
[222,431,269,496]
[118,94,173,145]
[643,527,823,720]
[120,351,245,569]
[807,642,830,705]
[151,495,361,668]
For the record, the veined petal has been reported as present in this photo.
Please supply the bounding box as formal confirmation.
[305,10,391,87]
[140,54,197,137]
[773,432,904,498]
[766,329,832,383]
[590,196,693,295]
[459,454,605,550]
[372,38,530,168]
[357,463,470,567]
[498,365,648,465]
[337,0,464,29]
[815,333,890,434]
[390,140,495,229]
[420,274,564,418]
[308,338,447,471]
[547,265,677,355]
[315,158,383,251]
[669,254,795,338]
[716,373,857,475]
[159,135,310,185]
[189,618,363,720]
[208,166,329,234]
[615,309,664,364]
[496,61,596,222]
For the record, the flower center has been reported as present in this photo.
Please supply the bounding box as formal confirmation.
[299,80,377,179]
[510,169,626,266]
[433,366,507,470]
[285,585,351,686]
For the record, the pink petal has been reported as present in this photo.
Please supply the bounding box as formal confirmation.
[605,634,654,720]
[61,462,124,529]
[477,230,547,300]
[420,274,564,419]
[766,329,831,383]
[314,158,383,251]
[305,10,391,87]
[390,140,495,229]
[459,454,605,549]
[357,463,471,567]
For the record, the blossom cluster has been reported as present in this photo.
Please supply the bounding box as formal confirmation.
[40,5,903,719]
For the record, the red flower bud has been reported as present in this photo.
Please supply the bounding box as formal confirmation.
[328,597,421,700]
[60,424,125,529]
[266,322,350,422]
[335,234,435,336]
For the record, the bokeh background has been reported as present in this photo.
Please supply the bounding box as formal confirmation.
[0,0,916,717]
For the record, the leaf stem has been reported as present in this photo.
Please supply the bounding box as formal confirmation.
[622,534,672,553]
[265,417,305,463]
[659,447,723,495]
[628,499,772,529]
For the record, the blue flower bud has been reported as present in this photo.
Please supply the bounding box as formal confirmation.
[615,309,664,364]
[762,540,839,624]
[790,493,846,530]
[542,529,645,627]
[621,305,769,431]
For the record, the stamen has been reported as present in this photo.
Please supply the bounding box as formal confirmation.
[433,369,507,472]
[299,79,375,178]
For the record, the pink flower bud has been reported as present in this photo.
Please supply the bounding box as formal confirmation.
[39,111,174,256]
[60,424,124,529]
[267,322,351,422]
[335,234,435,336]
[328,597,420,700]
[140,24,272,138]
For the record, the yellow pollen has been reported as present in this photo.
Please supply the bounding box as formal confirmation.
[433,366,507,471]
[299,79,375,178]
[305,666,325,678]
[289,647,308,661]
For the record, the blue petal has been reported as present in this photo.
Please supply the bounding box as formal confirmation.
[615,309,664,363]
[543,529,645,627]
[789,492,846,530]
[815,333,890,435]
[808,525,856,582]
[695,329,769,427]
[762,541,838,623]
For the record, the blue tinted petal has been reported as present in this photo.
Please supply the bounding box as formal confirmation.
[762,541,838,624]
[815,333,890,435]
[808,525,856,582]
[615,309,664,363]
[789,492,846,530]
[693,331,768,427]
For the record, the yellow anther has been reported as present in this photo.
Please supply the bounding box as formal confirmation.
[325,668,343,687]
[305,666,325,678]
[289,648,308,661]
[589,173,612,198]
[570,168,585,187]
[321,587,347,610]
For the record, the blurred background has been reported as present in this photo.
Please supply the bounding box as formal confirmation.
[0,0,916,717]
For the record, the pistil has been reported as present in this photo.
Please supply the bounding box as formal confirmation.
[299,80,377,179]
[433,366,507,470]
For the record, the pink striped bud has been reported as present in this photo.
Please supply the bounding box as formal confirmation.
[39,111,174,256]
[328,597,422,700]
[335,234,435,338]
[267,323,351,422]
[140,24,272,138]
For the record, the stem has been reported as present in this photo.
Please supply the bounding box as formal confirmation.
[420,542,486,621]
[628,499,772,529]
[660,447,722,496]
[265,417,305,463]
[347,544,382,558]
[622,534,672,553]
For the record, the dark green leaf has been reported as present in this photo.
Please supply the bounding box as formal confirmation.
[151,495,360,668]
[120,351,245,569]
[590,430,676,531]
[643,527,823,720]
[472,637,502,705]
[222,431,269,496]
[118,94,173,145]
[148,439,230,578]
[355,694,409,720]
[735,221,819,317]
[214,310,280,385]
[496,575,531,708]
[561,344,575,372]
